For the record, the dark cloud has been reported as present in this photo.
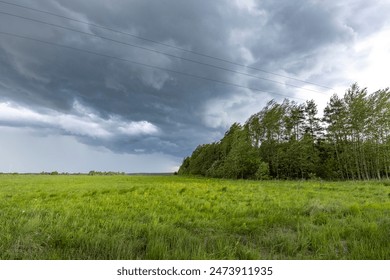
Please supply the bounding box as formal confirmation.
[0,0,388,161]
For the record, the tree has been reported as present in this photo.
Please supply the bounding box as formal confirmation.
[323,93,348,179]
[222,125,261,179]
[178,84,390,181]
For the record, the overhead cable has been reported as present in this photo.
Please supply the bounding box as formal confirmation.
[0,0,333,90]
[0,10,326,94]
[0,30,306,101]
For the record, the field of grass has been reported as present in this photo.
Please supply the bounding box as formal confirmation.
[0,174,389,259]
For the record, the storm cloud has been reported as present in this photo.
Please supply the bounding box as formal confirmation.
[0,0,389,172]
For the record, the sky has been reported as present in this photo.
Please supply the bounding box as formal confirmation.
[0,0,389,173]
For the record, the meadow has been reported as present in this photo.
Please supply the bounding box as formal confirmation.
[0,174,389,259]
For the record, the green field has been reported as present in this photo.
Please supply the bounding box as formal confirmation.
[0,175,389,259]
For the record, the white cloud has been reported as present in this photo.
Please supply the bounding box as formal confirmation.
[202,89,272,129]
[297,27,390,113]
[0,102,48,125]
[0,101,159,139]
[349,28,390,90]
[118,121,159,136]
[233,0,261,14]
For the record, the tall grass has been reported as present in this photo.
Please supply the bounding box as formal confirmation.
[0,175,389,259]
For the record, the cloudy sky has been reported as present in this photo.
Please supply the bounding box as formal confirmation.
[0,0,389,173]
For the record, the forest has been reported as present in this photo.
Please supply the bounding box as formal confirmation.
[178,84,390,180]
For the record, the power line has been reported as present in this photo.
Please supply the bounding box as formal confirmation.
[0,0,333,90]
[0,30,306,101]
[0,10,326,94]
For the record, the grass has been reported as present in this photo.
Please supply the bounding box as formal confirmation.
[0,175,389,259]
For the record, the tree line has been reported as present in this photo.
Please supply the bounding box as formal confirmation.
[178,84,390,180]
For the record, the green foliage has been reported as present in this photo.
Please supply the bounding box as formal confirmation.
[180,84,390,180]
[0,175,389,259]
[220,125,260,179]
[255,162,270,180]
[178,123,266,179]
